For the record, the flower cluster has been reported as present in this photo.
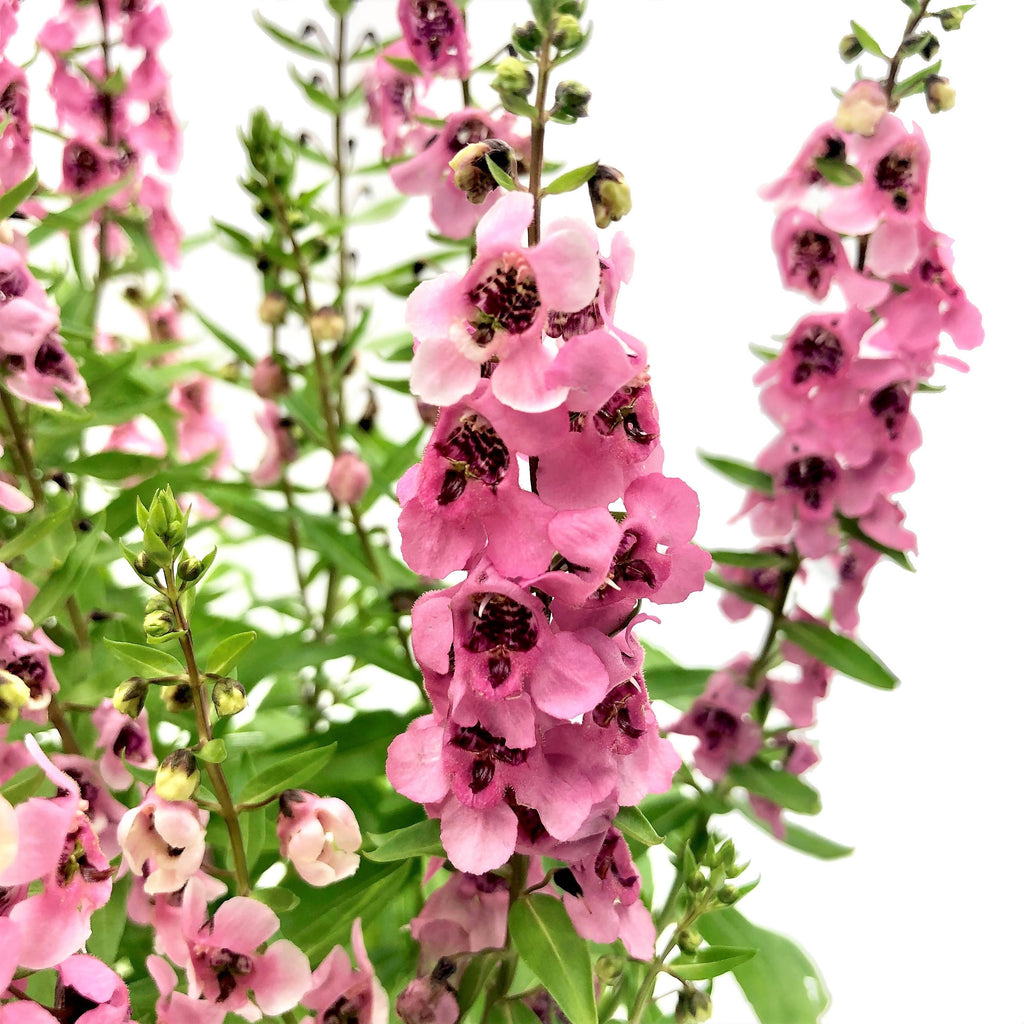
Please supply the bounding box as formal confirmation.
[38,0,183,264]
[387,189,710,958]
[678,79,983,831]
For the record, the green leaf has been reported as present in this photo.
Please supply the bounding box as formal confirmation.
[544,160,599,196]
[241,804,269,863]
[193,309,255,365]
[196,739,227,764]
[485,153,520,193]
[384,54,421,76]
[500,92,539,119]
[698,908,829,1024]
[850,20,886,58]
[814,157,864,187]
[0,499,74,561]
[238,743,337,806]
[288,65,345,114]
[252,886,300,913]
[28,515,106,623]
[0,168,39,221]
[710,549,790,569]
[835,514,914,572]
[0,765,45,803]
[86,875,130,963]
[103,639,184,679]
[778,619,898,690]
[892,60,942,100]
[698,452,773,495]
[729,761,822,815]
[734,799,854,860]
[206,631,256,677]
[73,451,163,481]
[704,571,774,611]
[364,819,444,862]
[28,178,129,245]
[641,643,712,710]
[509,894,597,1024]
[665,945,758,981]
[612,806,664,846]
[255,13,329,59]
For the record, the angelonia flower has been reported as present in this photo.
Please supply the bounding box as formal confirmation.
[276,789,362,887]
[387,189,711,957]
[38,0,183,264]
[679,78,983,829]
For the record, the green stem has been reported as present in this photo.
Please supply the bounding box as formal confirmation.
[527,33,553,246]
[745,550,799,722]
[883,0,933,104]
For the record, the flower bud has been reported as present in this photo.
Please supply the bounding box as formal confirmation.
[161,682,193,713]
[144,610,177,639]
[838,33,862,62]
[259,291,288,326]
[112,677,149,719]
[937,7,965,30]
[553,80,591,119]
[513,20,542,52]
[252,355,290,398]
[677,928,703,956]
[146,594,171,615]
[492,56,534,98]
[396,975,459,1024]
[551,13,582,49]
[328,451,371,505]
[717,884,739,905]
[450,140,517,204]
[155,749,200,802]
[555,0,584,13]
[834,79,888,137]
[588,165,631,229]
[212,677,247,717]
[0,670,30,725]
[595,955,624,984]
[675,985,712,1024]
[176,556,204,582]
[925,75,956,113]
[310,306,346,343]
[133,551,161,578]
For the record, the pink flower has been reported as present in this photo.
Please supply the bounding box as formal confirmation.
[304,920,387,1024]
[149,954,227,1024]
[276,790,361,887]
[328,451,371,505]
[396,972,459,1024]
[54,954,133,1022]
[91,698,157,790]
[397,0,470,79]
[409,871,508,967]
[760,120,849,206]
[364,41,433,159]
[0,793,15,873]
[117,789,206,895]
[0,59,31,191]
[170,377,231,473]
[179,884,311,1018]
[250,402,297,487]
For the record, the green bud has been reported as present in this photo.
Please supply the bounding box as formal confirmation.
[492,56,534,98]
[551,13,582,49]
[594,954,624,984]
[143,610,177,639]
[588,165,631,229]
[259,290,288,325]
[839,33,863,62]
[553,80,590,119]
[146,594,172,615]
[717,884,739,905]
[212,678,247,718]
[155,748,200,802]
[675,984,712,1024]
[686,871,707,894]
[450,140,518,204]
[161,682,193,714]
[176,556,204,582]
[677,928,703,956]
[554,0,584,13]
[717,839,735,868]
[112,677,149,719]
[133,551,161,579]
[0,670,30,725]
[925,75,956,112]
[513,20,543,52]
[164,521,187,550]
[937,7,964,30]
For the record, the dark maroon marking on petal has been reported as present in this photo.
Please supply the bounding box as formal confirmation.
[790,325,844,384]
[782,455,838,512]
[869,382,911,440]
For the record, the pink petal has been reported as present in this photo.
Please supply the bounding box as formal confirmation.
[475,191,533,254]
[252,940,311,1016]
[440,798,517,873]
[210,897,279,953]
[529,225,600,313]
[410,333,483,406]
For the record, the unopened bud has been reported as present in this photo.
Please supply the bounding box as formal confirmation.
[555,0,584,13]
[161,682,193,713]
[588,165,631,229]
[155,749,200,802]
[937,7,965,30]
[551,13,582,49]
[212,677,247,717]
[144,610,177,639]
[146,594,172,616]
[675,985,712,1024]
[553,80,590,119]
[838,33,862,62]
[450,140,517,204]
[112,677,149,719]
[686,871,707,893]
[677,928,703,956]
[834,79,888,136]
[259,291,288,326]
[176,556,204,582]
[717,884,739,905]
[492,56,533,98]
[595,954,624,984]
[925,75,956,113]
[512,20,542,52]
[327,451,371,505]
[716,839,735,868]
[252,355,290,398]
[310,306,345,343]
[133,551,161,578]
[0,671,30,724]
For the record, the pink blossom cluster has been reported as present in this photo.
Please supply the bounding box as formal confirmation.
[675,81,983,830]
[38,0,182,264]
[387,189,711,959]
[0,0,31,192]
[365,1,529,239]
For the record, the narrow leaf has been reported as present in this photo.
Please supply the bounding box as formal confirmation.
[814,157,864,187]
[206,631,256,677]
[364,819,444,862]
[850,20,886,58]
[509,894,597,1024]
[835,514,914,572]
[779,619,898,690]
[238,744,337,806]
[196,739,227,764]
[104,639,184,679]
[485,153,519,193]
[698,452,773,495]
[252,886,300,913]
[734,799,854,860]
[704,571,774,610]
[665,945,758,981]
[0,168,39,221]
[710,549,790,569]
[612,806,664,846]
[0,766,45,803]
[544,160,599,196]
[893,60,942,99]
[28,178,129,245]
[729,761,822,815]
[0,499,74,561]
[384,54,421,75]
[254,13,329,59]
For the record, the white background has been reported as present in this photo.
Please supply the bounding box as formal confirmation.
[21,0,1024,1021]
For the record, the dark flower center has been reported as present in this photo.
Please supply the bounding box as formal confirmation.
[594,832,638,889]
[607,529,656,591]
[468,253,540,343]
[593,385,657,444]
[869,382,911,440]
[450,723,528,792]
[789,326,844,385]
[63,141,103,192]
[692,706,739,752]
[5,654,45,697]
[112,723,147,760]
[592,680,645,739]
[0,269,27,304]
[450,116,491,152]
[553,867,584,897]
[547,262,607,340]
[790,230,836,291]
[782,455,839,511]
[466,593,538,689]
[206,948,254,1003]
[434,413,510,504]
[412,0,457,61]
[875,148,916,212]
